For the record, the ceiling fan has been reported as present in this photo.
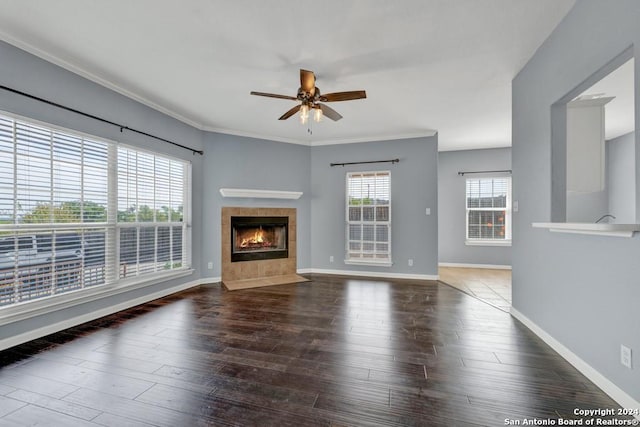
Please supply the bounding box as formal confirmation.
[250,69,366,123]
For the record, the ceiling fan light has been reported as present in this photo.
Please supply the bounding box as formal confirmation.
[300,104,309,124]
[313,106,323,122]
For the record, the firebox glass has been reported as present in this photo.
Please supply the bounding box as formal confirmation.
[233,224,287,253]
[230,216,289,262]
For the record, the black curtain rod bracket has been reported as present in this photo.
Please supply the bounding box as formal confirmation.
[330,158,399,167]
[0,85,204,156]
[458,169,511,176]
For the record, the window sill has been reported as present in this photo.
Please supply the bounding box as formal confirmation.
[344,259,393,267]
[0,268,194,326]
[465,240,512,247]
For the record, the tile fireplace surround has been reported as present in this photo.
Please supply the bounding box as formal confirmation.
[221,207,301,289]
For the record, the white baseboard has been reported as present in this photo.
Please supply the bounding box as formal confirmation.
[304,268,438,281]
[439,262,512,270]
[511,307,640,418]
[0,278,212,352]
[200,276,222,284]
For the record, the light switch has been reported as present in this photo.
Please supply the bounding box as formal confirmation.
[425,208,431,215]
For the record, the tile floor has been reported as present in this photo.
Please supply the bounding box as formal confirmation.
[438,266,512,312]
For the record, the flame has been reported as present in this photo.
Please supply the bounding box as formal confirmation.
[240,228,266,248]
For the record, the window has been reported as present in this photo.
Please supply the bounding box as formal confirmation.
[346,171,391,265]
[116,147,187,278]
[465,177,511,245]
[0,112,191,308]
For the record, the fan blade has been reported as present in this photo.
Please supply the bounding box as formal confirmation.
[250,91,298,101]
[300,69,316,96]
[319,104,342,121]
[279,104,301,120]
[320,90,367,102]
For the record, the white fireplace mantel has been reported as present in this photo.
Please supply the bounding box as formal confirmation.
[219,188,303,200]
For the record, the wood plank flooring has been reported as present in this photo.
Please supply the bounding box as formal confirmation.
[0,274,632,426]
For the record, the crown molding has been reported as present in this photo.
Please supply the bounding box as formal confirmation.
[308,131,437,146]
[203,126,311,146]
[204,126,438,147]
[0,31,204,130]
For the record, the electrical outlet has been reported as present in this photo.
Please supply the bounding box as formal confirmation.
[408,259,414,267]
[207,261,213,270]
[329,255,334,263]
[621,344,632,369]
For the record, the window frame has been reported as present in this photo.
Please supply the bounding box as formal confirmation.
[345,170,392,266]
[465,176,512,247]
[0,110,193,312]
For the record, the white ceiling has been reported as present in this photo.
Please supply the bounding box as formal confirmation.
[0,0,576,151]
[576,58,635,141]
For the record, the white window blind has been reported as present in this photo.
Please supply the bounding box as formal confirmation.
[0,112,190,308]
[465,177,511,243]
[346,171,391,265]
[117,147,187,278]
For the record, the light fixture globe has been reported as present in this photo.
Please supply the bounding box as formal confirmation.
[299,104,309,124]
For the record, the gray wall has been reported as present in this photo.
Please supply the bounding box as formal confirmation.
[201,132,311,276]
[566,189,609,223]
[310,136,438,276]
[0,40,205,343]
[608,132,636,223]
[513,0,640,403]
[566,131,636,223]
[438,148,512,266]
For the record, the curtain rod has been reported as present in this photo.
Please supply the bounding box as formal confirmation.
[330,158,399,167]
[0,85,204,156]
[458,169,511,176]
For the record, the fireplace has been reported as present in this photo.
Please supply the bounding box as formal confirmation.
[231,216,288,262]
[222,207,300,287]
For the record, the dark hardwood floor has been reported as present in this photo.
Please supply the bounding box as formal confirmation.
[0,274,632,426]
